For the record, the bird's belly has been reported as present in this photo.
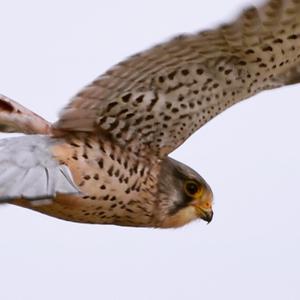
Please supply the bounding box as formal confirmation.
[14,193,152,227]
[13,137,159,227]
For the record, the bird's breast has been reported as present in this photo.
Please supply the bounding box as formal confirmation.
[18,135,160,227]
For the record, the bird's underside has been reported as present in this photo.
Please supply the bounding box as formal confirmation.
[0,0,300,228]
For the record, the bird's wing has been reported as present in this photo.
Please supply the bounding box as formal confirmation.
[0,94,51,134]
[55,0,300,158]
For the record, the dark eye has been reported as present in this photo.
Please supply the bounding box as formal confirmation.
[184,181,199,196]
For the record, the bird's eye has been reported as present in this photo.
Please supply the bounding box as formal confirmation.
[184,181,200,196]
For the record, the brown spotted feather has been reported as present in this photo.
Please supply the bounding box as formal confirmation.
[3,0,300,228]
[56,0,300,158]
[41,135,158,226]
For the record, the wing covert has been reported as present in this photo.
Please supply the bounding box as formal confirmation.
[55,0,300,157]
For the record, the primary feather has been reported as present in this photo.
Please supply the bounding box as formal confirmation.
[55,0,300,158]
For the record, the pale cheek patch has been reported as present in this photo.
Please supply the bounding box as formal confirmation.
[161,206,198,228]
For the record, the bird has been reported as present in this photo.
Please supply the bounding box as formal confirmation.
[0,0,300,228]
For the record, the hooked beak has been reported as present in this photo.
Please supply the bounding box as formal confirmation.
[200,210,214,223]
[192,188,214,224]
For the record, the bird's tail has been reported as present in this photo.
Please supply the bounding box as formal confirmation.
[0,94,51,135]
[0,135,80,203]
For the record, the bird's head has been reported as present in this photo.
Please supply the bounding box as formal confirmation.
[156,157,213,228]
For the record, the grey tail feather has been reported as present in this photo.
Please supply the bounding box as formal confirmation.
[0,135,81,204]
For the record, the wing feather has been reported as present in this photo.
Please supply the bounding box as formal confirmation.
[55,0,300,157]
[0,94,51,134]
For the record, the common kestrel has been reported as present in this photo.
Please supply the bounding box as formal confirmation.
[0,0,299,228]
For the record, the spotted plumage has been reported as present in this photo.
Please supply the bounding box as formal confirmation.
[0,0,299,227]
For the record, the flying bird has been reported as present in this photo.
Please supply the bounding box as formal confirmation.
[0,0,299,228]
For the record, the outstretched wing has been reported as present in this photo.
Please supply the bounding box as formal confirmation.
[0,94,51,134]
[55,0,300,157]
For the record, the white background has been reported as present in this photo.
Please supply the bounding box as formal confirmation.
[0,1,299,299]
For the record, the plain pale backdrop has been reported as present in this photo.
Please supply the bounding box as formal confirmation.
[0,1,299,299]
